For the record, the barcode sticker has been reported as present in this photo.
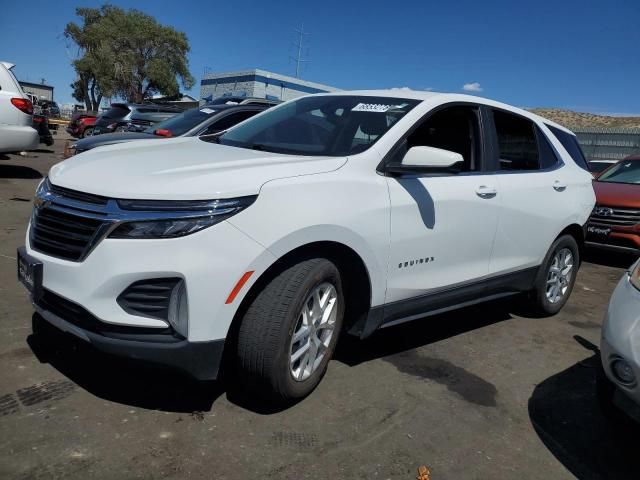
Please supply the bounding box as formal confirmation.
[351,103,394,113]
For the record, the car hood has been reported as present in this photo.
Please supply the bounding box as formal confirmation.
[50,137,348,199]
[75,132,159,151]
[593,180,640,209]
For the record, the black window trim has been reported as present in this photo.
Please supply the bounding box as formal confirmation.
[483,106,564,175]
[377,101,491,177]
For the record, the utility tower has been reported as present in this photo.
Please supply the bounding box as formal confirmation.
[290,24,310,78]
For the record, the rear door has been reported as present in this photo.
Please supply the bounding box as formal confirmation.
[486,108,575,275]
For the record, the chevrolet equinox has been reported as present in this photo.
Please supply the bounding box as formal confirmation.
[18,91,596,402]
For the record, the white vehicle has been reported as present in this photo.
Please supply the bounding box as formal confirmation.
[18,91,595,401]
[0,61,38,153]
[598,258,640,424]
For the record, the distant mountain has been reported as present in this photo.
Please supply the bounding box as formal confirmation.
[528,108,640,130]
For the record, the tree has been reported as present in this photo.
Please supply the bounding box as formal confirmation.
[64,5,194,107]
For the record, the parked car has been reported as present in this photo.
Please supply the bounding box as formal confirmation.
[598,258,640,425]
[0,61,38,153]
[66,103,273,156]
[18,91,594,402]
[92,103,184,135]
[586,155,640,256]
[589,159,619,175]
[38,100,60,118]
[66,111,97,138]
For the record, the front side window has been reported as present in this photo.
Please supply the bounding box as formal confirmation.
[218,95,420,156]
[597,160,640,185]
[493,110,539,170]
[403,105,481,172]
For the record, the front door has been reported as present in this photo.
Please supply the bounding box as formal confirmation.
[385,105,500,305]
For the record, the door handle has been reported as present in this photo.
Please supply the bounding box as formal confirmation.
[475,186,497,199]
[553,181,567,192]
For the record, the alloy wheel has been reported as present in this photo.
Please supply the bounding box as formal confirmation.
[289,282,338,382]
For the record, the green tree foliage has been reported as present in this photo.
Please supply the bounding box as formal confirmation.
[65,5,194,109]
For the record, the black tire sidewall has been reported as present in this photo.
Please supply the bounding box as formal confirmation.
[274,261,345,399]
[82,127,93,138]
[535,235,580,315]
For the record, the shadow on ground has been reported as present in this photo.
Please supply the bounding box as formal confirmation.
[28,314,224,413]
[335,299,513,366]
[529,336,640,479]
[27,299,514,415]
[0,165,43,179]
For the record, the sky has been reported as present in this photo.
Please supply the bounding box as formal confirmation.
[1,0,639,115]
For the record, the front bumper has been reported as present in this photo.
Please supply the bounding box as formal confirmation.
[601,266,640,418]
[33,296,224,380]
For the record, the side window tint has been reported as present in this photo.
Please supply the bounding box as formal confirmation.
[493,110,539,170]
[546,124,590,171]
[206,111,257,134]
[536,128,560,169]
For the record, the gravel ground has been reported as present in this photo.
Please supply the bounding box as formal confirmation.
[0,133,638,479]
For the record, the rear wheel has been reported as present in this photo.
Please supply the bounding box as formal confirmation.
[235,258,344,402]
[81,127,93,138]
[527,234,579,315]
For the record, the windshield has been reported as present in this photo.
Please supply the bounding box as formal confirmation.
[597,159,640,184]
[218,95,420,156]
[144,107,217,136]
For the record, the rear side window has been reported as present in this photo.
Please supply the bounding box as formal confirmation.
[536,127,561,169]
[492,110,539,170]
[546,125,589,171]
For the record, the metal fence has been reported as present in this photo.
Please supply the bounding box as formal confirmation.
[573,127,640,161]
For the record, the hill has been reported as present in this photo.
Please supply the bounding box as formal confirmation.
[528,108,640,130]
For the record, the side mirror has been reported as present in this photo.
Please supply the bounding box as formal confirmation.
[387,146,464,175]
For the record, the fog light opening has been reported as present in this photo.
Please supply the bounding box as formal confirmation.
[167,280,188,338]
[611,357,636,386]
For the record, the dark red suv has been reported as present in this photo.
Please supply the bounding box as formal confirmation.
[586,155,640,255]
[66,111,97,138]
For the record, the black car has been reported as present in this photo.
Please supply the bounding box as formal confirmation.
[92,103,185,136]
[67,103,272,156]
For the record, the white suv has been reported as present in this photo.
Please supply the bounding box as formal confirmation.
[0,61,38,153]
[18,91,595,401]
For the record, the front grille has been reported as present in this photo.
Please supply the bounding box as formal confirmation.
[117,278,182,321]
[589,205,640,227]
[30,208,103,261]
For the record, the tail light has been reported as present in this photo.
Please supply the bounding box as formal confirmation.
[154,129,173,137]
[11,98,33,115]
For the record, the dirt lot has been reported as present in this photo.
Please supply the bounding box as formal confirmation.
[0,133,638,480]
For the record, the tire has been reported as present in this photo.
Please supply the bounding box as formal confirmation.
[235,258,344,402]
[81,127,93,138]
[527,234,580,316]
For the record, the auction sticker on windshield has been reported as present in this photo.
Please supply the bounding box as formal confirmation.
[351,103,396,113]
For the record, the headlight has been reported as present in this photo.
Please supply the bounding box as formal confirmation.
[108,196,256,239]
[630,260,640,291]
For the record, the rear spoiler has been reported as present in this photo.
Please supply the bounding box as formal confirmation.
[1,61,16,70]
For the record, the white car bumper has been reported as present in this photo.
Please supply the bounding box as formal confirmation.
[0,125,38,152]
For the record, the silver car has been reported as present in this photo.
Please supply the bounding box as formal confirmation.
[599,258,640,423]
[0,61,38,153]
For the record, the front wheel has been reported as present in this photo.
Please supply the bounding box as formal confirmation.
[235,258,344,402]
[527,234,580,316]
